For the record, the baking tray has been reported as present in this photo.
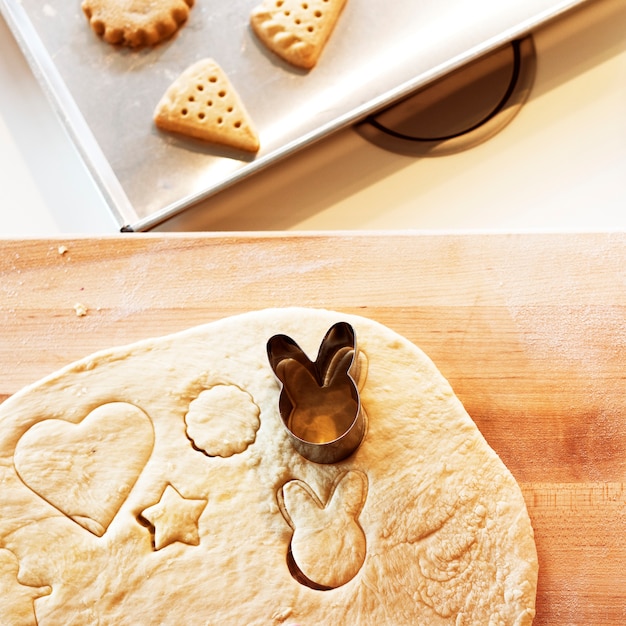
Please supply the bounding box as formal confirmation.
[1,0,589,231]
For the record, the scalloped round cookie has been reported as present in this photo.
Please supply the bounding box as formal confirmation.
[0,308,537,624]
[81,0,194,48]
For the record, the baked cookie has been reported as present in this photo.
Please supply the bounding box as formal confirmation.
[154,58,260,153]
[250,0,348,69]
[82,0,194,48]
[0,308,537,624]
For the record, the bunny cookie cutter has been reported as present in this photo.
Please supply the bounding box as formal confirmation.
[267,322,365,464]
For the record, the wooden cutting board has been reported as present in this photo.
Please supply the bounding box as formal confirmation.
[1,232,624,624]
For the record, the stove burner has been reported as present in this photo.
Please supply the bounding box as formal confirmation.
[356,36,536,156]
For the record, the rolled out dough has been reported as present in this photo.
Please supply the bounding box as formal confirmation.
[0,308,537,625]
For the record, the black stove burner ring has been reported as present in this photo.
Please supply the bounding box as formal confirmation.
[356,36,536,157]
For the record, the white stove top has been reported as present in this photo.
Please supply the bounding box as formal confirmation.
[0,0,624,235]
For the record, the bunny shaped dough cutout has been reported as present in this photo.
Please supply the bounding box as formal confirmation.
[0,549,51,626]
[281,470,368,589]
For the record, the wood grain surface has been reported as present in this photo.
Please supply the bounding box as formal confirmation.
[1,233,624,624]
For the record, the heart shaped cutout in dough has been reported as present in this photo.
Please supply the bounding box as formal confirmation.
[14,402,154,537]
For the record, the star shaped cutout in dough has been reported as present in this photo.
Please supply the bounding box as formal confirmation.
[140,485,207,551]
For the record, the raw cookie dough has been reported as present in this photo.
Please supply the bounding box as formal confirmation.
[0,308,537,625]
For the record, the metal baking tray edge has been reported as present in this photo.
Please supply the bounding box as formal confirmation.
[1,0,589,231]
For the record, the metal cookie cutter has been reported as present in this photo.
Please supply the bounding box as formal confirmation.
[267,322,365,464]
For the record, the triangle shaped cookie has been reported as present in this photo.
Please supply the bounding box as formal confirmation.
[154,59,260,153]
[250,0,348,69]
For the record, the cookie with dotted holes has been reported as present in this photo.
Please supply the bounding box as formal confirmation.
[251,0,348,69]
[153,59,260,153]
